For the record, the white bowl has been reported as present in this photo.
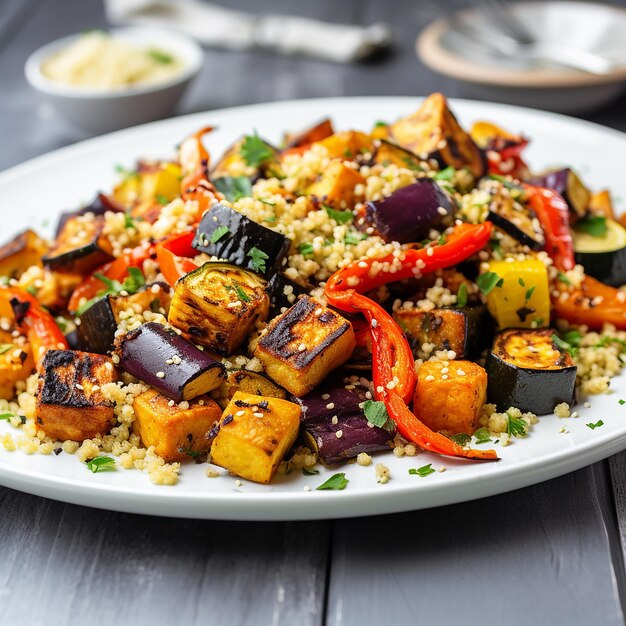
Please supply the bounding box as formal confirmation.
[25,28,203,134]
[417,1,626,113]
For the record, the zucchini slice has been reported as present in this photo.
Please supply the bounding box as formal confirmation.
[573,218,626,287]
[193,203,291,277]
[485,329,576,415]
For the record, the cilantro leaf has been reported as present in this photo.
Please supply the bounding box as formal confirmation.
[247,246,269,273]
[148,49,174,64]
[298,242,314,256]
[574,215,607,237]
[374,120,388,128]
[324,205,353,225]
[476,272,504,296]
[124,212,136,229]
[86,456,116,473]
[344,232,366,246]
[473,427,492,444]
[76,268,146,316]
[456,283,468,308]
[450,432,471,445]
[586,420,604,430]
[363,400,396,433]
[408,464,436,477]
[316,472,349,490]
[213,176,252,202]
[434,166,456,182]
[241,132,274,168]
[210,225,230,244]
[551,333,578,357]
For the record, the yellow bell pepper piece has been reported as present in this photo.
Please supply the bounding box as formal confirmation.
[483,258,550,329]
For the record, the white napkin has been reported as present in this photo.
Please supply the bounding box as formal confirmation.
[104,0,392,63]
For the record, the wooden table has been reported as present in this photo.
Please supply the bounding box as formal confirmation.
[2,1,626,624]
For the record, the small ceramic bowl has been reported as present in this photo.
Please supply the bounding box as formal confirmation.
[25,28,203,135]
[417,1,626,113]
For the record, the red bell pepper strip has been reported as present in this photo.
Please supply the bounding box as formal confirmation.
[325,222,498,461]
[523,184,575,271]
[553,275,626,330]
[1,287,68,369]
[154,230,198,286]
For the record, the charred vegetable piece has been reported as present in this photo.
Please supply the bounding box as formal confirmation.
[307,160,365,207]
[133,388,221,462]
[266,272,308,316]
[0,230,48,279]
[357,178,453,244]
[283,118,334,151]
[254,296,356,397]
[389,93,486,178]
[224,369,288,402]
[0,330,35,400]
[43,214,114,275]
[77,285,172,354]
[295,379,369,420]
[573,218,626,287]
[488,191,544,250]
[117,322,225,401]
[394,305,488,359]
[314,131,372,159]
[210,391,301,484]
[413,360,488,436]
[56,193,124,236]
[168,262,269,356]
[193,203,291,277]
[482,259,550,329]
[35,350,118,441]
[529,168,590,218]
[485,329,576,414]
[373,140,423,171]
[589,190,615,220]
[21,269,83,313]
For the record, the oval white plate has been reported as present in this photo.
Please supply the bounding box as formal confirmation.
[1,97,625,520]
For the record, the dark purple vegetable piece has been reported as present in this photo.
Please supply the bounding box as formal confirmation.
[357,179,453,244]
[529,169,590,218]
[56,193,124,236]
[117,322,225,401]
[487,209,544,251]
[77,295,117,354]
[266,272,308,316]
[295,379,369,420]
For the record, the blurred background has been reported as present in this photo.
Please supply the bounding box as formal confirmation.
[3,0,626,170]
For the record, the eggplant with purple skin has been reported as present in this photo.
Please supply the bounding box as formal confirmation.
[529,168,590,218]
[117,322,225,401]
[356,178,453,244]
[55,193,125,237]
[297,381,392,465]
[266,271,308,316]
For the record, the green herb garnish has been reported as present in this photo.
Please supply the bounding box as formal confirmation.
[586,420,604,430]
[213,176,252,202]
[155,194,170,206]
[234,284,250,303]
[408,464,436,477]
[86,456,116,473]
[476,272,504,296]
[374,120,388,127]
[76,267,146,316]
[450,432,471,445]
[473,427,492,444]
[434,166,456,182]
[556,272,572,285]
[619,399,625,406]
[210,225,230,244]
[148,49,174,64]
[551,332,579,357]
[507,413,528,438]
[574,215,607,237]
[316,472,349,491]
[124,212,136,229]
[324,205,353,225]
[0,344,14,355]
[247,246,269,273]
[298,242,314,256]
[518,278,526,287]
[525,286,536,302]
[0,412,15,421]
[302,467,319,476]
[344,232,367,246]
[456,283,468,308]
[488,173,522,191]
[241,132,274,167]
[362,400,396,433]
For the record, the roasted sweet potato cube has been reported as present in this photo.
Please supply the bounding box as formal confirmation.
[254,296,355,397]
[0,331,35,400]
[315,131,372,159]
[133,388,221,462]
[36,350,118,441]
[0,229,48,279]
[210,392,301,483]
[307,161,365,208]
[413,360,487,436]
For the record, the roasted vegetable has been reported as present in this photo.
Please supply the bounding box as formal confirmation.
[482,258,550,329]
[56,193,124,236]
[573,218,626,287]
[470,121,530,180]
[413,360,487,436]
[193,203,291,277]
[485,329,576,414]
[209,391,301,484]
[307,160,365,208]
[589,190,615,220]
[529,168,590,218]
[169,262,269,355]
[372,140,423,171]
[389,93,486,178]
[0,331,35,400]
[0,230,48,279]
[77,284,171,354]
[488,190,544,250]
[283,118,334,151]
[254,296,356,397]
[43,214,114,275]
[223,369,287,403]
[394,305,488,359]
[314,130,372,159]
[117,322,225,401]
[267,272,308,317]
[35,350,118,441]
[133,388,221,462]
[357,178,453,244]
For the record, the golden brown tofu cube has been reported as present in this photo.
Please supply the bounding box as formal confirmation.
[210,391,301,483]
[254,296,355,397]
[307,160,365,207]
[36,350,118,441]
[0,229,48,279]
[133,388,221,462]
[413,360,487,436]
[0,330,35,400]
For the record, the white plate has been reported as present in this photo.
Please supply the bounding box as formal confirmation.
[1,97,625,520]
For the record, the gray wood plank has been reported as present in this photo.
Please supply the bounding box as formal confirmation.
[327,464,626,626]
[0,488,329,626]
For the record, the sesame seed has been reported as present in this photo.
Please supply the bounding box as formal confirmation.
[298,343,306,351]
[304,485,311,492]
[441,374,449,380]
[253,412,264,418]
[156,371,165,379]
[314,308,323,316]
[321,393,330,400]
[165,359,174,365]
[326,402,335,410]
[75,383,84,391]
[168,400,175,407]
[437,206,448,216]
[438,466,446,473]
[335,430,343,438]
[235,479,242,487]
[236,410,245,416]
[424,375,435,382]
[441,367,449,374]
[331,416,338,425]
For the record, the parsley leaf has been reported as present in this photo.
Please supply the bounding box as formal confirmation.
[302,467,319,476]
[450,432,471,445]
[148,49,174,64]
[213,176,252,202]
[124,212,136,229]
[155,194,170,206]
[362,400,396,433]
[476,272,504,296]
[324,205,353,225]
[456,283,468,308]
[0,412,15,421]
[298,242,314,256]
[247,246,269,273]
[408,464,436,477]
[210,225,230,244]
[374,120,388,127]
[619,399,625,406]
[234,284,250,303]
[344,232,367,246]
[473,427,492,444]
[574,215,607,237]
[240,132,274,167]
[434,166,456,182]
[76,268,146,316]
[0,344,14,355]
[507,413,528,438]
[86,456,116,473]
[316,472,349,490]
[586,420,604,430]
[551,332,579,357]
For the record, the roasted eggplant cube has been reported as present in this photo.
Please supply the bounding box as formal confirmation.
[373,140,424,171]
[394,306,482,359]
[413,360,487,435]
[117,322,225,401]
[266,271,308,316]
[209,392,301,484]
[193,203,291,277]
[0,331,35,400]
[168,262,269,356]
[77,284,172,354]
[307,160,365,208]
[389,93,486,178]
[133,388,221,462]
[35,350,118,441]
[488,191,544,251]
[43,214,114,275]
[0,229,48,279]
[485,329,576,415]
[254,296,356,397]
[224,369,288,402]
